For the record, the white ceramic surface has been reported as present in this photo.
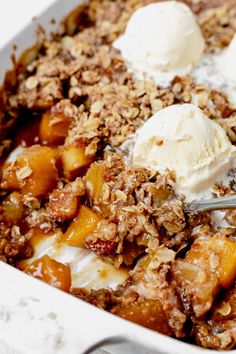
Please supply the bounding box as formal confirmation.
[0,262,224,354]
[0,0,56,48]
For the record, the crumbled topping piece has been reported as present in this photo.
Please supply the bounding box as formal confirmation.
[47,178,85,222]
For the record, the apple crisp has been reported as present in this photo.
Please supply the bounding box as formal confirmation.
[0,0,236,350]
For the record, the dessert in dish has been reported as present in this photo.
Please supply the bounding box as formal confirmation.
[0,0,236,350]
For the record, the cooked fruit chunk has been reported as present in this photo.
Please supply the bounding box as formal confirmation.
[63,205,100,247]
[47,178,85,222]
[113,298,173,336]
[23,255,71,291]
[61,143,92,179]
[28,228,59,249]
[1,145,58,197]
[194,285,236,350]
[186,235,236,289]
[85,162,106,203]
[2,192,24,222]
[40,110,71,145]
[173,260,218,318]
[173,235,236,318]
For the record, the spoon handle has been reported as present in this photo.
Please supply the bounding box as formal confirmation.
[184,195,236,213]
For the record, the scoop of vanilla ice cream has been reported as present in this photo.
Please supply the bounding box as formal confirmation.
[114,1,205,81]
[133,104,236,199]
[217,34,236,82]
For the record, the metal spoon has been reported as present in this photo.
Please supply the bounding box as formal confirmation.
[184,195,236,213]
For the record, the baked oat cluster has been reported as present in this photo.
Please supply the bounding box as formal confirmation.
[0,0,236,350]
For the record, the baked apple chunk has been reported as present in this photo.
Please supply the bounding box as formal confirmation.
[1,145,58,197]
[40,111,71,145]
[63,205,101,247]
[173,235,236,318]
[61,143,93,179]
[23,255,71,292]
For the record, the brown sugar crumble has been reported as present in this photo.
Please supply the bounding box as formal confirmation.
[0,0,236,350]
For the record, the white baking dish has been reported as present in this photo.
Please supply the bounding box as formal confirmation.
[0,1,235,353]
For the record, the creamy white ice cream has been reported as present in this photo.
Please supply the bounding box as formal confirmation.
[217,34,236,83]
[114,1,205,83]
[133,104,236,200]
[191,33,236,106]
